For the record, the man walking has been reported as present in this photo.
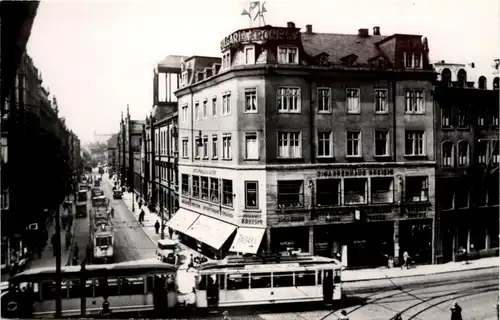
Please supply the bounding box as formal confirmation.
[154,220,160,234]
[401,251,410,270]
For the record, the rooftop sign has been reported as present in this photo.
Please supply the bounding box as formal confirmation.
[220,27,300,51]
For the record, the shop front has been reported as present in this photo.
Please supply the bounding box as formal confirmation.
[399,219,433,264]
[229,227,266,255]
[270,226,309,253]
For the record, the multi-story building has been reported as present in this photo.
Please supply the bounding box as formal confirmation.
[433,61,499,263]
[107,134,118,176]
[173,23,437,267]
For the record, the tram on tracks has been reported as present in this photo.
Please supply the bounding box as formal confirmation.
[89,207,115,263]
[1,260,177,318]
[191,253,343,309]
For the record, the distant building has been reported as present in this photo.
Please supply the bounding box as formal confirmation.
[107,134,118,174]
[93,131,114,145]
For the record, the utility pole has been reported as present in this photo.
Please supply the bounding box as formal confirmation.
[150,112,156,213]
[54,142,63,318]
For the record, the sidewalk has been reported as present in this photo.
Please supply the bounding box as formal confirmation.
[104,174,499,284]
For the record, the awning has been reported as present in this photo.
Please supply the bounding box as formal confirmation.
[229,227,266,254]
[166,209,200,234]
[184,215,236,250]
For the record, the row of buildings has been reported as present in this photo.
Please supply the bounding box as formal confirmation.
[112,22,499,267]
[1,52,82,271]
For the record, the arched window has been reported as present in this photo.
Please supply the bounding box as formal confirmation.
[478,76,487,89]
[457,69,467,88]
[441,68,452,87]
[457,140,470,167]
[441,141,454,167]
[494,77,499,90]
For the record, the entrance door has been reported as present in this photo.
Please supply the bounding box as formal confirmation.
[322,270,333,304]
[206,274,219,308]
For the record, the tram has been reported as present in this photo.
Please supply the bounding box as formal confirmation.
[192,253,343,309]
[89,208,115,263]
[1,260,177,318]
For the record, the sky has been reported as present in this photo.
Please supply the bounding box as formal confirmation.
[27,0,500,144]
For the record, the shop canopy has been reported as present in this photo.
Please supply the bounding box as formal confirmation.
[166,208,199,234]
[229,227,266,254]
[184,215,236,250]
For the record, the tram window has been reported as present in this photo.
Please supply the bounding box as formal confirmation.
[146,276,155,293]
[295,271,316,286]
[40,281,68,300]
[166,274,176,292]
[273,272,294,288]
[119,277,144,295]
[108,278,119,296]
[318,271,322,285]
[94,278,109,298]
[334,270,341,284]
[226,274,249,290]
[218,274,225,290]
[250,273,272,289]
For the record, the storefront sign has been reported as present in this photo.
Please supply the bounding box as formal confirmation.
[317,168,394,178]
[192,168,217,176]
[404,205,429,217]
[240,213,264,226]
[277,215,305,223]
[181,198,234,219]
[220,28,300,50]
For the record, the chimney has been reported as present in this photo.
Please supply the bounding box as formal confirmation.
[358,28,369,37]
[287,21,295,29]
[305,24,313,34]
[373,26,380,36]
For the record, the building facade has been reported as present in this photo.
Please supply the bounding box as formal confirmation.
[433,61,499,263]
[173,23,437,266]
[107,134,118,176]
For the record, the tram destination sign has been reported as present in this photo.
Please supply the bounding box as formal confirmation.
[317,168,394,178]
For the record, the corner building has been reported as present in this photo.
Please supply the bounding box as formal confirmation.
[175,23,436,267]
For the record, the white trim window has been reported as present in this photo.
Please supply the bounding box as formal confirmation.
[245,88,257,113]
[194,137,200,159]
[202,100,208,119]
[374,89,388,113]
[278,131,301,158]
[211,135,218,159]
[245,132,258,160]
[222,133,232,160]
[346,131,361,157]
[181,137,188,158]
[245,46,255,64]
[317,87,331,113]
[477,114,486,127]
[405,131,425,156]
[375,130,389,156]
[405,90,425,113]
[222,92,231,115]
[441,107,452,128]
[181,71,188,87]
[477,140,488,164]
[202,136,208,159]
[441,141,454,167]
[277,46,298,64]
[346,89,360,114]
[492,114,499,128]
[194,101,200,121]
[317,131,332,157]
[457,140,470,167]
[181,105,188,123]
[245,181,258,209]
[404,52,423,69]
[211,97,217,118]
[222,50,231,70]
[277,87,301,112]
[456,105,468,128]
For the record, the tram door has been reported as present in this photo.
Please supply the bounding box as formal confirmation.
[153,275,167,315]
[206,274,219,308]
[322,269,333,304]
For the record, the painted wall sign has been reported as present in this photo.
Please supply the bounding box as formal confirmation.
[220,28,300,50]
[317,168,395,178]
[240,213,264,226]
[181,198,234,219]
[277,215,305,223]
[192,168,217,176]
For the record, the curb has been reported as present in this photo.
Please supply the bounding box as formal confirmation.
[342,264,499,283]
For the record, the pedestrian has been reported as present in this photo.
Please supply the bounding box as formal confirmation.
[140,209,145,223]
[339,310,349,320]
[462,247,469,265]
[187,254,194,271]
[155,220,160,234]
[450,301,462,320]
[139,199,143,209]
[401,251,410,270]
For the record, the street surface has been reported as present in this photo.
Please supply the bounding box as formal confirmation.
[100,180,157,262]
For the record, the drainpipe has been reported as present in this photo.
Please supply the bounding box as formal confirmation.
[188,87,194,162]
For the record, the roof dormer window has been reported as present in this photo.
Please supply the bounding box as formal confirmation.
[222,50,231,70]
[404,53,423,69]
[277,46,298,64]
[245,45,255,65]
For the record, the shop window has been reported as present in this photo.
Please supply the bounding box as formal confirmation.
[181,174,189,195]
[344,178,367,205]
[192,175,200,198]
[201,177,209,201]
[457,141,470,167]
[250,273,272,288]
[273,272,294,287]
[405,176,429,202]
[455,188,469,209]
[277,180,304,208]
[477,140,489,164]
[227,274,249,290]
[441,141,454,167]
[316,179,341,206]
[245,181,258,209]
[441,107,452,128]
[222,179,233,207]
[210,178,219,203]
[370,177,394,204]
